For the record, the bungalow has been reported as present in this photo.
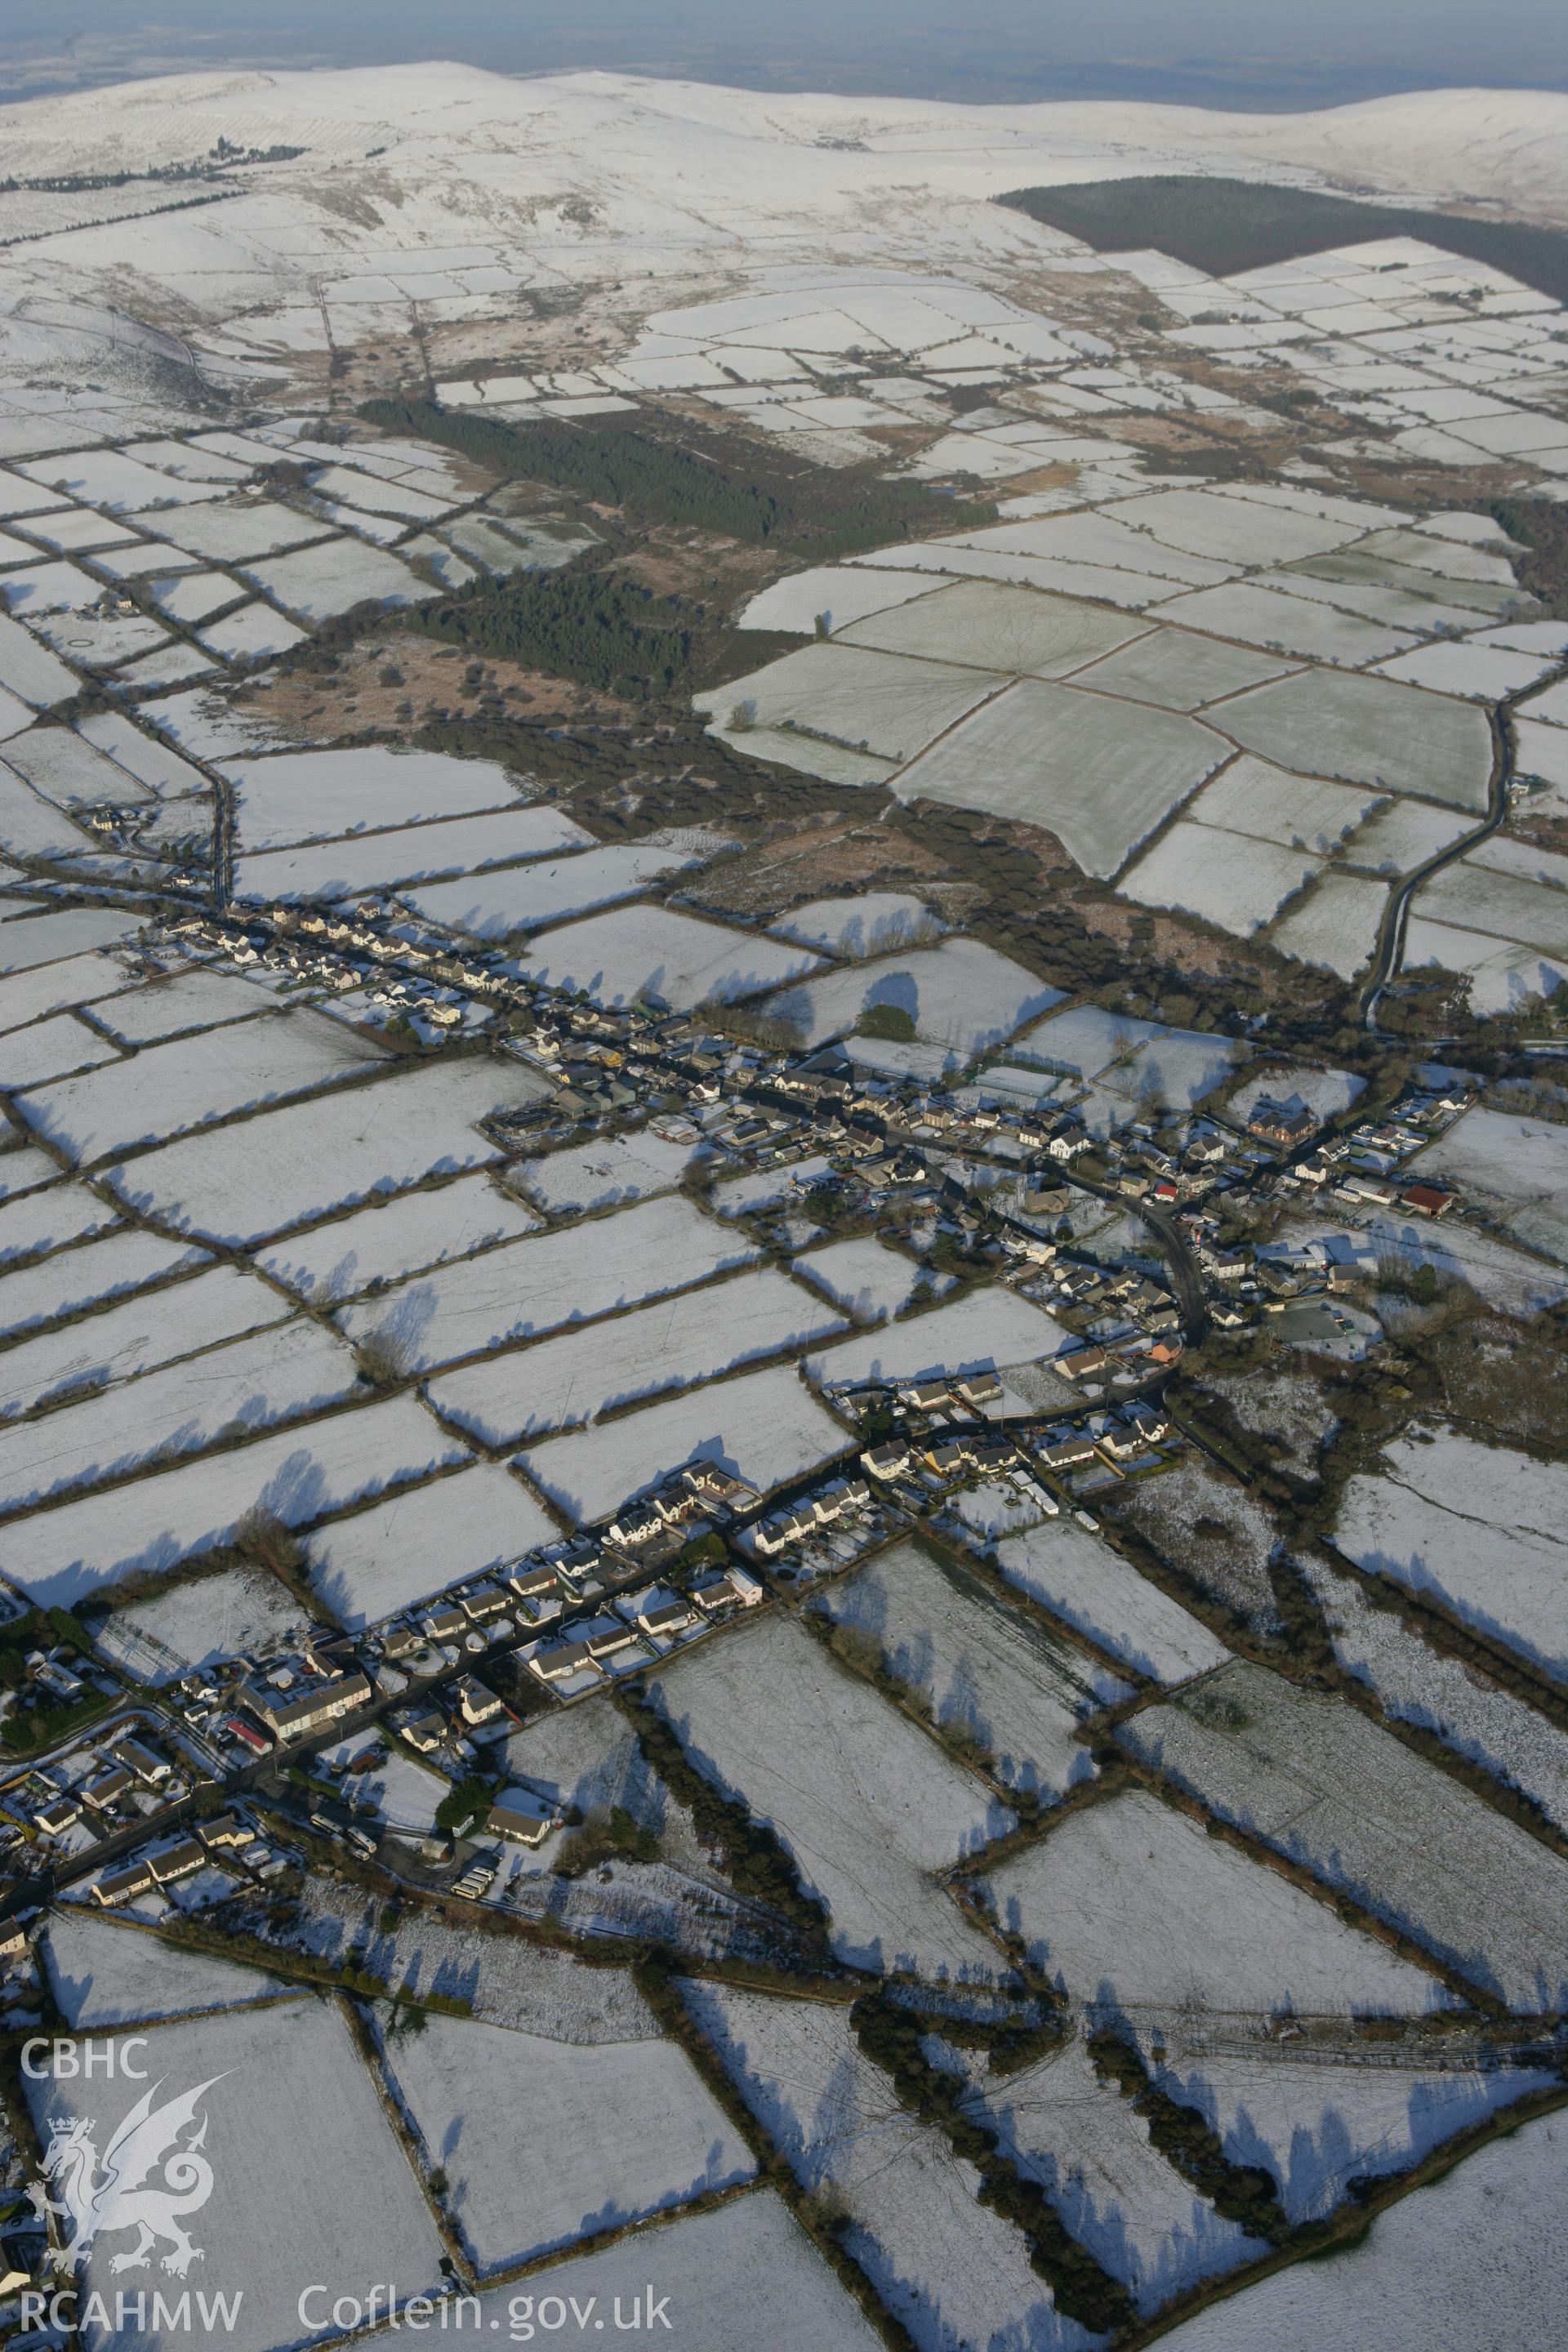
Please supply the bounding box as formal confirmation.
[80,1766,135,1814]
[688,1576,735,1616]
[528,1636,600,1684]
[1056,1346,1108,1382]
[903,1382,951,1413]
[459,1584,511,1624]
[487,1792,555,1848]
[239,1668,372,1744]
[956,1371,1003,1407]
[110,1737,171,1786]
[93,1860,154,1909]
[401,1713,448,1753]
[1400,1182,1454,1218]
[198,1814,254,1852]
[421,1606,467,1645]
[33,1797,79,1838]
[1035,1432,1096,1472]
[924,1439,971,1477]
[861,1441,911,1481]
[508,1563,560,1603]
[147,1838,206,1887]
[636,1591,693,1639]
[381,1623,425,1661]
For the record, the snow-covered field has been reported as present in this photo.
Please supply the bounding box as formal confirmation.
[356,2193,886,2352]
[44,1909,292,2026]
[233,804,590,902]
[18,1006,387,1165]
[768,891,941,956]
[682,1980,1098,2352]
[91,1560,307,1682]
[306,1459,559,1626]
[808,1285,1070,1388]
[401,841,702,937]
[816,1539,1125,1797]
[0,1009,121,1089]
[510,1127,701,1213]
[1153,2110,1568,2352]
[426,1264,842,1444]
[1409,1103,1568,1260]
[764,937,1061,1056]
[376,2008,754,2272]
[87,966,274,1045]
[0,1176,121,1266]
[1154,2039,1553,2225]
[24,1996,445,2352]
[1268,1207,1568,1319]
[0,1225,210,1339]
[1120,1663,1568,2010]
[995,1521,1232,1684]
[652,1610,1010,1978]
[1303,1557,1568,1833]
[2,1393,468,1607]
[949,2030,1266,2312]
[223,746,524,852]
[240,536,437,620]
[525,903,823,1011]
[259,1171,541,1303]
[0,1314,362,1509]
[0,1262,290,1421]
[984,1785,1449,2020]
[1119,820,1318,935]
[791,1236,949,1322]
[1220,670,1494,807]
[105,1057,553,1244]
[1333,1427,1568,1682]
[519,1362,852,1525]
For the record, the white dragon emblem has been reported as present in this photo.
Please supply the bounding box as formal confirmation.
[29,2075,225,2278]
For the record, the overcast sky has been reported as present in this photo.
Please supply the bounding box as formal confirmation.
[3,0,1566,109]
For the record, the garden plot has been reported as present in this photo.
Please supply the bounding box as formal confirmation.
[1113,1454,1284,1634]
[808,1285,1070,1391]
[895,681,1228,877]
[985,1784,1448,2020]
[768,892,941,957]
[510,1127,701,1214]
[0,1224,207,1340]
[18,1007,387,1165]
[1184,756,1383,851]
[1303,1557,1568,1835]
[198,601,309,663]
[376,2009,753,2274]
[791,1235,948,1323]
[1334,1427,1568,1684]
[948,2031,1264,2313]
[1267,871,1390,978]
[996,1521,1232,1685]
[839,579,1152,675]
[1218,671,1494,807]
[359,2194,884,2352]
[1154,583,1416,666]
[519,1363,852,1526]
[652,1610,1010,1979]
[85,965,274,1045]
[258,1171,539,1303]
[2,1392,469,1609]
[426,1261,838,1441]
[1073,630,1296,711]
[683,1982,1098,2352]
[103,1056,553,1245]
[525,904,823,1011]
[91,1561,306,1684]
[222,746,524,853]
[694,640,1004,774]
[1153,2041,1550,2229]
[402,841,702,938]
[738,564,950,634]
[1152,2109,1566,2352]
[1118,823,1318,936]
[234,804,590,902]
[341,1192,754,1379]
[765,935,1060,1057]
[44,1909,292,2026]
[1120,1662,1568,2009]
[25,1998,444,2352]
[1409,1102,1568,1258]
[817,1539,1125,1799]
[0,1315,362,1512]
[0,905,145,972]
[0,1006,121,1086]
[307,1461,559,1628]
